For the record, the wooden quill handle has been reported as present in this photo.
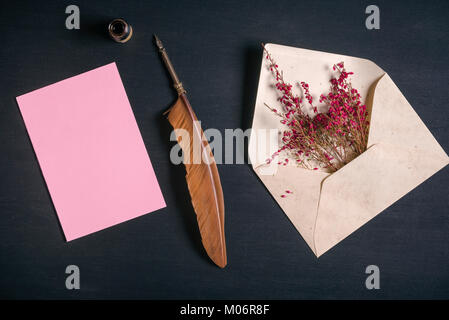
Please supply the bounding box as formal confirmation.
[154,35,227,268]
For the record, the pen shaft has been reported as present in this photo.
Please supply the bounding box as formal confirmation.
[154,35,186,95]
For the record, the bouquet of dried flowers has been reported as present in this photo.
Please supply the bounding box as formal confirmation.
[263,45,370,173]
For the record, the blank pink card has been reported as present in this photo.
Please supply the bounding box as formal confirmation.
[17,62,166,241]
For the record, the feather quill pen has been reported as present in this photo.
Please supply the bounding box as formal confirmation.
[154,35,227,268]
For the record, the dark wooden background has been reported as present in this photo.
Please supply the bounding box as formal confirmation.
[0,0,448,299]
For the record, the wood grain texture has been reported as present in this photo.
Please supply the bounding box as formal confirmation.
[166,94,227,268]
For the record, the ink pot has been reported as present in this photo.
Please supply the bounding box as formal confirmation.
[108,18,133,43]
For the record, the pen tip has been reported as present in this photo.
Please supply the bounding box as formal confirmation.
[153,34,163,49]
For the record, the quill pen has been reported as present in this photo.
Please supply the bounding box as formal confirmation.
[154,35,227,268]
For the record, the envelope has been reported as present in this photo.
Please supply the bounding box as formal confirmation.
[249,43,449,257]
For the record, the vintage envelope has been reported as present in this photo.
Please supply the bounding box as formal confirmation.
[249,43,449,257]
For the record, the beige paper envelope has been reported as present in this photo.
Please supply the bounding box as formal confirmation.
[249,43,449,257]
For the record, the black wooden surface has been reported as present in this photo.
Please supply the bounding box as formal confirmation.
[0,0,448,299]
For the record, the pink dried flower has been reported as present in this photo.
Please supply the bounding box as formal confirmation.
[262,44,369,173]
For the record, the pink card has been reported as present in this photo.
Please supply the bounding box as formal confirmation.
[17,62,166,241]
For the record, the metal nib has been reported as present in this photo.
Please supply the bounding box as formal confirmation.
[153,34,164,50]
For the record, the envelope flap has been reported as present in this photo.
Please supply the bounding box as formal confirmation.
[255,165,328,254]
[314,142,449,257]
[313,73,449,256]
[368,74,448,158]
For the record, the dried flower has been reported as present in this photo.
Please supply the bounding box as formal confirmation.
[263,44,369,173]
